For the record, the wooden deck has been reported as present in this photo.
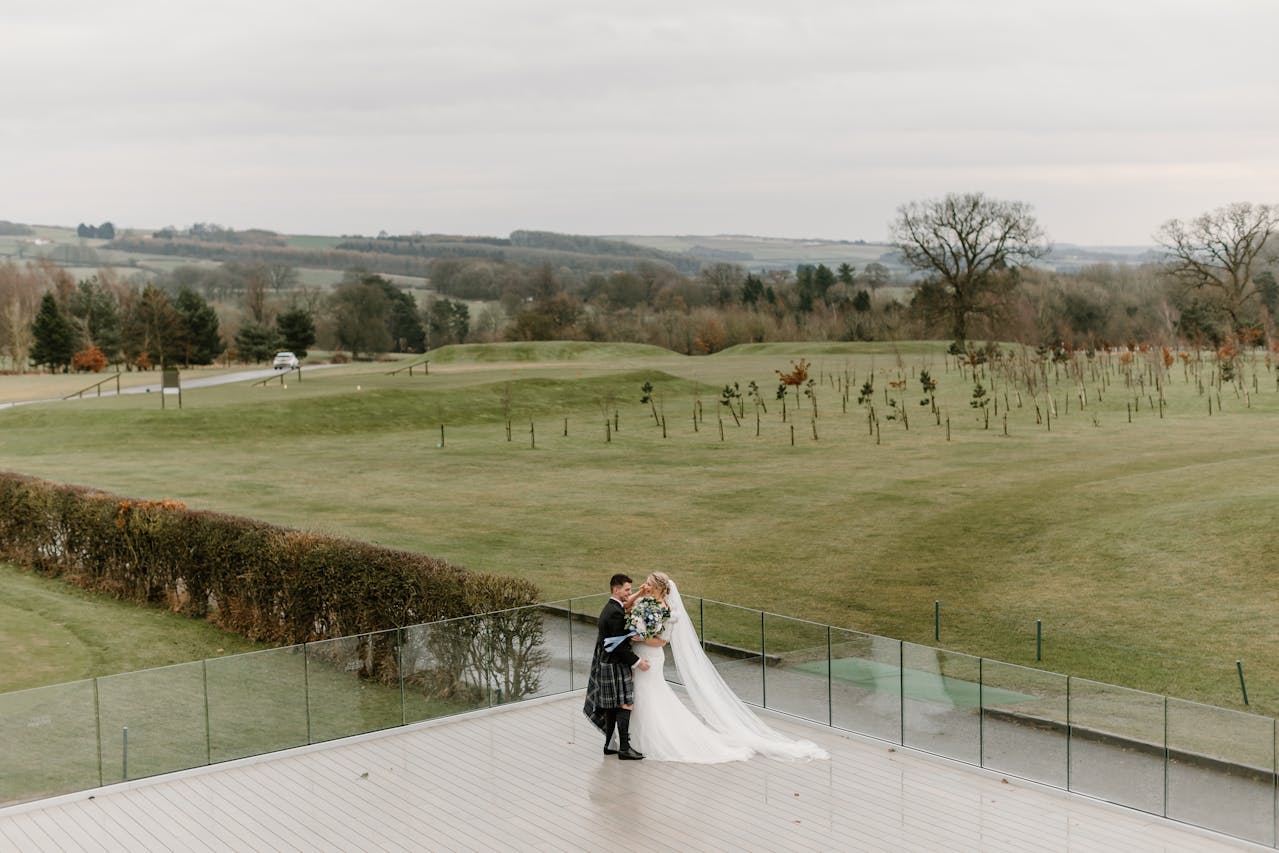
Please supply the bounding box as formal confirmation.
[0,693,1265,852]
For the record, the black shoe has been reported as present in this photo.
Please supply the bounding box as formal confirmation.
[618,746,644,760]
[604,746,618,755]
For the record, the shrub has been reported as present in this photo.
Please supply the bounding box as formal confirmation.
[72,345,108,373]
[0,472,538,645]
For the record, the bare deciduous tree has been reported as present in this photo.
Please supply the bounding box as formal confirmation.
[891,192,1049,345]
[0,261,42,371]
[1156,202,1278,333]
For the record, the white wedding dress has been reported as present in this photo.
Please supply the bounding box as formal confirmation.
[623,580,828,763]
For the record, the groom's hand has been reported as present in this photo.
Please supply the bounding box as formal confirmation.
[636,659,650,671]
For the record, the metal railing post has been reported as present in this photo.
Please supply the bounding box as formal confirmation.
[827,625,833,727]
[978,657,984,767]
[94,677,103,787]
[899,640,905,746]
[398,628,407,726]
[303,642,312,745]
[203,659,212,766]
[568,598,576,692]
[1065,675,1072,792]
[759,611,767,709]
[1162,696,1169,818]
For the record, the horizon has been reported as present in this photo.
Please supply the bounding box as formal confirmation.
[14,219,1161,253]
[3,1,1275,246]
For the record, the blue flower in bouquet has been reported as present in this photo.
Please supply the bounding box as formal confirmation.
[627,595,671,640]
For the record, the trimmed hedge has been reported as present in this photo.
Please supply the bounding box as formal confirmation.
[0,472,538,644]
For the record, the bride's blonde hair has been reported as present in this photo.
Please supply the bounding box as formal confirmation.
[645,571,671,598]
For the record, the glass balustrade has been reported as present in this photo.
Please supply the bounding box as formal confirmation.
[2,593,1274,849]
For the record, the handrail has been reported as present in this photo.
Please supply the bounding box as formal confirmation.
[250,366,301,387]
[62,372,122,399]
[386,358,428,376]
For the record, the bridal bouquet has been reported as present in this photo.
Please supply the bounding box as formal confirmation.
[627,595,670,640]
[602,595,671,653]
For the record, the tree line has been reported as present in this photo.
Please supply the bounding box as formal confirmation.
[454,194,1276,355]
[4,194,1275,371]
[0,259,473,373]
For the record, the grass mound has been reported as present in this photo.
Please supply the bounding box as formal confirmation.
[718,341,947,357]
[427,341,680,364]
[0,370,699,442]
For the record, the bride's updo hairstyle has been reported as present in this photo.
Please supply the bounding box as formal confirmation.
[646,572,671,598]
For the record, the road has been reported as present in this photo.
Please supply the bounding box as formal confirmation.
[2,364,346,409]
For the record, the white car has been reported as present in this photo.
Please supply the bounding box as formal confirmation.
[272,351,300,370]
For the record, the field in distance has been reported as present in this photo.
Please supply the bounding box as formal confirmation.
[1,340,1276,715]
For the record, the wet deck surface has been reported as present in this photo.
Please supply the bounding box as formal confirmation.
[0,693,1263,852]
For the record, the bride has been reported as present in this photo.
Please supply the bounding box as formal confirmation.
[618,571,828,763]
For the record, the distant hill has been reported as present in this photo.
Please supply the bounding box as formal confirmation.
[607,234,901,271]
[2,218,1159,282]
[609,234,1160,274]
[103,227,704,278]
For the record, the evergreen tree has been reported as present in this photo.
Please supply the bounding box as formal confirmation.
[329,277,392,357]
[30,292,77,372]
[68,277,123,364]
[795,264,816,312]
[814,264,836,300]
[425,298,469,346]
[174,287,224,365]
[276,307,316,357]
[235,322,282,362]
[121,283,185,368]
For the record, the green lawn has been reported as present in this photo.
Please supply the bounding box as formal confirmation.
[0,562,264,693]
[2,341,1277,715]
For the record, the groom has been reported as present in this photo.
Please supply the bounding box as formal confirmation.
[583,573,649,760]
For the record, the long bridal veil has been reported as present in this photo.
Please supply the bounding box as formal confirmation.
[665,580,828,761]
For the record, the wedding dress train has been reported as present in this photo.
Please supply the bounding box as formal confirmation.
[622,580,828,763]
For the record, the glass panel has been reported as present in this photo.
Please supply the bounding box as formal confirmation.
[97,661,207,783]
[827,630,901,743]
[762,614,829,723]
[980,660,1068,788]
[901,642,981,765]
[205,645,308,763]
[1166,698,1274,846]
[535,602,574,698]
[1067,678,1164,813]
[0,679,98,804]
[569,595,610,691]
[305,629,404,743]
[699,599,763,706]
[401,620,496,723]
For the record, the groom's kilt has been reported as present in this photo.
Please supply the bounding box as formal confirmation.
[583,645,633,732]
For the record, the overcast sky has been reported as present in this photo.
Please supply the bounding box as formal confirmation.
[3,0,1275,245]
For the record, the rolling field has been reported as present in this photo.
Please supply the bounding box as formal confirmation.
[2,341,1278,714]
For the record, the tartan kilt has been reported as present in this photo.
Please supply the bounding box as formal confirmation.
[583,644,634,732]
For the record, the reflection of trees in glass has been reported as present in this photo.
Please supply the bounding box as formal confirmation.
[415,609,548,704]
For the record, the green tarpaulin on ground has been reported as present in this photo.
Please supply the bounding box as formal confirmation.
[792,658,1035,708]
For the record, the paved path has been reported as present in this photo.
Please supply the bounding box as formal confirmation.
[2,364,346,408]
